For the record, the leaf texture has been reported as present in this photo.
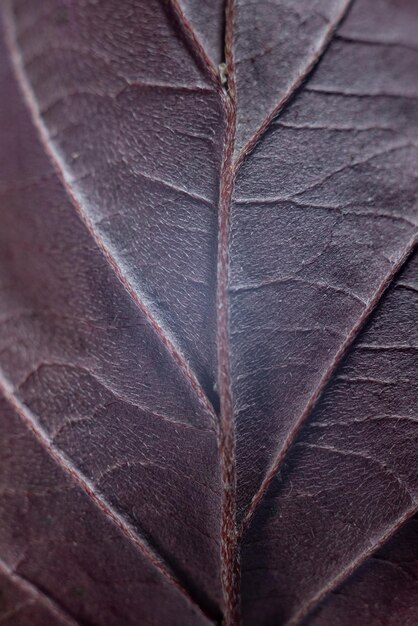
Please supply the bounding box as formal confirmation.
[0,1,417,625]
[241,252,418,625]
[309,514,418,626]
[178,0,226,65]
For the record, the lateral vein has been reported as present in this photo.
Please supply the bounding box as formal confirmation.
[0,369,214,624]
[2,3,217,431]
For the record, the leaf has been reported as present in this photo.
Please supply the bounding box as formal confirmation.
[241,252,418,625]
[176,0,226,65]
[0,3,223,623]
[0,1,417,626]
[0,555,78,626]
[308,514,418,626]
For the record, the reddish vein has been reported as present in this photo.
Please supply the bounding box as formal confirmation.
[240,234,418,539]
[217,1,241,624]
[288,501,418,626]
[167,0,219,85]
[3,5,220,621]
[0,555,79,626]
[0,371,214,624]
[2,4,217,433]
[234,0,354,166]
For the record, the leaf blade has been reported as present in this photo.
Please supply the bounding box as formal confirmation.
[230,0,352,156]
[0,6,224,618]
[241,250,418,625]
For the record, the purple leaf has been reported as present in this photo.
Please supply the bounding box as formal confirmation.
[0,1,417,625]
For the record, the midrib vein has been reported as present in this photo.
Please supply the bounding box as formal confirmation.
[220,2,356,622]
[2,3,217,432]
[0,369,214,624]
[6,2,412,625]
[217,1,240,624]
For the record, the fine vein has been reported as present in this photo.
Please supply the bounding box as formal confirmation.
[167,0,220,85]
[0,555,80,626]
[241,234,418,537]
[2,4,217,432]
[234,0,355,165]
[0,370,213,624]
[287,502,418,626]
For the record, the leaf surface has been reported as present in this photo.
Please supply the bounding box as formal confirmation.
[229,0,352,155]
[231,0,418,522]
[241,252,418,625]
[0,6,223,622]
[308,514,418,626]
[178,0,226,65]
[0,1,417,625]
